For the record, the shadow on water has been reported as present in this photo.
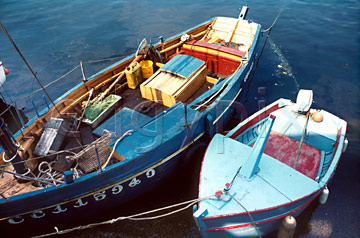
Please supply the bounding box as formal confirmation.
[58,143,207,238]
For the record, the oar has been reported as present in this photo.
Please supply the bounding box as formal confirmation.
[94,54,144,103]
[293,111,311,169]
[94,71,124,103]
[76,88,94,131]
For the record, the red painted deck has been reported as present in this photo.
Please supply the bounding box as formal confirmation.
[253,131,321,180]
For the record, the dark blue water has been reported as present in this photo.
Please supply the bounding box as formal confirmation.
[1,0,359,237]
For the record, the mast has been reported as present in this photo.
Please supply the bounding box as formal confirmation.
[0,117,27,175]
[0,22,61,116]
[0,61,27,177]
[239,115,276,180]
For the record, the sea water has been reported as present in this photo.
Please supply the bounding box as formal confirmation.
[0,0,359,237]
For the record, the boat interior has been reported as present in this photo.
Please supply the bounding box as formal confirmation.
[234,105,340,183]
[0,17,259,198]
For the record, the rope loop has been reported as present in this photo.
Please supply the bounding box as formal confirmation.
[2,152,17,163]
[14,168,31,180]
[38,161,52,174]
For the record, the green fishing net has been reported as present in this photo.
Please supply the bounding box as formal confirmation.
[83,94,119,121]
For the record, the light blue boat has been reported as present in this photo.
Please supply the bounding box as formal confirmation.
[193,90,348,237]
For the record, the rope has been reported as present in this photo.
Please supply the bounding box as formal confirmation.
[31,195,215,238]
[2,151,17,163]
[261,8,283,33]
[0,22,62,115]
[0,169,55,186]
[243,19,272,106]
[101,129,132,169]
[225,191,262,238]
[294,111,310,169]
[16,55,126,103]
[2,138,25,162]
[35,160,83,187]
[0,140,107,169]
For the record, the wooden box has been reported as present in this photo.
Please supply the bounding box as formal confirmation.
[82,94,122,129]
[34,118,69,157]
[140,55,207,107]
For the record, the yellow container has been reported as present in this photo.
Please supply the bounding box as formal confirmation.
[208,36,221,43]
[140,60,154,79]
[125,61,143,89]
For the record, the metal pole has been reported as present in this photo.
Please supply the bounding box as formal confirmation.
[0,22,61,116]
[0,117,27,175]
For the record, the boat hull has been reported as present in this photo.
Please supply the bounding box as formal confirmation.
[0,15,261,237]
[197,189,321,238]
[194,97,347,238]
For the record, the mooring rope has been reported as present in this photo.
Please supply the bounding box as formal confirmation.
[261,8,283,33]
[225,191,262,238]
[31,195,215,238]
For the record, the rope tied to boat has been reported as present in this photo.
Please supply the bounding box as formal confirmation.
[102,129,133,169]
[35,160,83,187]
[224,190,262,238]
[212,186,262,238]
[15,55,127,103]
[1,135,24,163]
[31,194,216,238]
[261,7,283,33]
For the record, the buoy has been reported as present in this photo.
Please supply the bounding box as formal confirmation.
[0,61,6,86]
[4,67,9,75]
[319,186,329,204]
[277,215,296,238]
[312,110,323,122]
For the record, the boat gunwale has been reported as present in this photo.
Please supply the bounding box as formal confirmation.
[319,122,347,187]
[202,185,321,222]
[204,188,322,232]
[190,23,262,113]
[9,18,217,140]
[0,16,227,206]
[0,17,216,173]
[0,130,206,221]
[0,16,263,223]
[198,99,347,222]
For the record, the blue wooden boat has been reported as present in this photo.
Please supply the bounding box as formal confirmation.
[0,7,261,236]
[193,90,348,237]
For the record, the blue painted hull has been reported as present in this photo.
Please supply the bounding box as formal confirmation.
[199,190,320,238]
[0,16,261,237]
